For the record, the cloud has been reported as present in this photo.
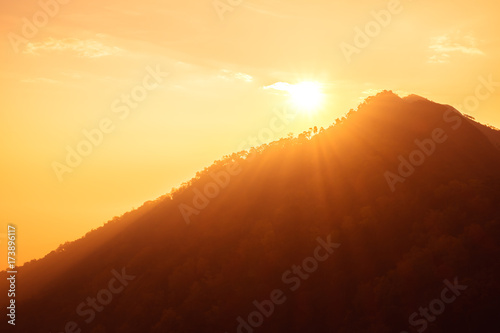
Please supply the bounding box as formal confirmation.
[263,82,293,92]
[23,38,123,58]
[428,32,484,63]
[233,72,253,82]
[218,69,253,82]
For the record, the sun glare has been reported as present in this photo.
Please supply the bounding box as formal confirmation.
[289,81,324,112]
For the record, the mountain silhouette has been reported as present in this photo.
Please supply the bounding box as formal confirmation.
[2,91,500,333]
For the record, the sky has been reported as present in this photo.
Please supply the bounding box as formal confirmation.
[1,0,500,266]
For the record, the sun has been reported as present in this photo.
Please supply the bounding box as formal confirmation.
[289,81,324,112]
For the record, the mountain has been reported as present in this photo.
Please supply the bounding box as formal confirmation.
[3,91,500,333]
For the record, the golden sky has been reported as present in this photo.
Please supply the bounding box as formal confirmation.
[1,0,500,266]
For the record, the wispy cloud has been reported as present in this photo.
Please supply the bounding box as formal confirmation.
[428,32,484,63]
[24,38,123,58]
[263,82,293,92]
[218,69,253,82]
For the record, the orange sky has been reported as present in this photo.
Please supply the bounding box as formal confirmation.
[1,0,500,266]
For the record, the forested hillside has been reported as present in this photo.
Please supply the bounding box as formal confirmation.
[3,91,500,333]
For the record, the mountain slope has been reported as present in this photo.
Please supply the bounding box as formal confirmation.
[3,91,500,333]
